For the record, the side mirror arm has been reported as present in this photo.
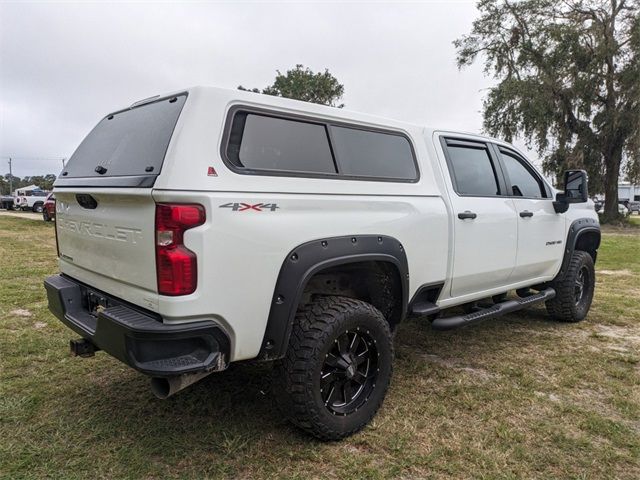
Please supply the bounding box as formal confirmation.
[553,193,569,214]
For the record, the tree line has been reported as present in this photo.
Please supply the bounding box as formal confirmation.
[0,174,57,195]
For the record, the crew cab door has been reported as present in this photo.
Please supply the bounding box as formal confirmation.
[492,145,565,282]
[439,137,518,297]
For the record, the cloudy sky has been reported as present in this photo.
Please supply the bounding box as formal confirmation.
[0,0,527,178]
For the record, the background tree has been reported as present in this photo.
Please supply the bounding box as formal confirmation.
[455,0,639,222]
[0,174,57,195]
[239,64,345,107]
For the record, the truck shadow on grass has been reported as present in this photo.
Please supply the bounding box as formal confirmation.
[57,307,567,461]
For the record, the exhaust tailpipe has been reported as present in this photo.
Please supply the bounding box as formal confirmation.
[151,370,213,399]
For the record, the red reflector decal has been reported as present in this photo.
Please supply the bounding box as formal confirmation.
[207,166,218,177]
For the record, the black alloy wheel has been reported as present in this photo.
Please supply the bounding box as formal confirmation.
[320,328,378,416]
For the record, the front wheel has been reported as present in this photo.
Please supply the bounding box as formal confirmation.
[273,296,393,441]
[33,203,44,213]
[546,251,595,322]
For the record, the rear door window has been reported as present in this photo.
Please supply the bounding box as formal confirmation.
[444,141,501,196]
[62,94,187,180]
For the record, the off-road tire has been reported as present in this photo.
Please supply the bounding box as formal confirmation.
[42,210,50,222]
[272,295,393,441]
[33,202,43,213]
[546,251,595,322]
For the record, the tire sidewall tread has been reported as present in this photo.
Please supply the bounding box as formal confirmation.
[273,295,393,441]
[546,251,595,323]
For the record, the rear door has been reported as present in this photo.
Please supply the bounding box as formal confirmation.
[439,137,518,297]
[53,94,188,307]
[492,145,565,282]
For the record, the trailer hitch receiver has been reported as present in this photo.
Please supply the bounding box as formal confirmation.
[70,338,99,358]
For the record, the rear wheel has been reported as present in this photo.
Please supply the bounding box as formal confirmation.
[273,296,393,441]
[546,251,595,322]
[42,210,50,222]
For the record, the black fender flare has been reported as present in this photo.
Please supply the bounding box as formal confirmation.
[557,218,601,279]
[257,235,409,360]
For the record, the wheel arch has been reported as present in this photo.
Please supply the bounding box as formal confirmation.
[257,235,409,360]
[557,218,601,279]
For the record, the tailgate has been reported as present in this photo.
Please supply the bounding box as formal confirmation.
[55,189,158,308]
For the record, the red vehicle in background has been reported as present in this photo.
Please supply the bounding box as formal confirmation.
[43,193,55,221]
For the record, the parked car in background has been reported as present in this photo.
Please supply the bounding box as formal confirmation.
[598,203,629,216]
[13,187,49,212]
[43,193,56,221]
[592,197,603,212]
[627,201,640,214]
[1,195,14,210]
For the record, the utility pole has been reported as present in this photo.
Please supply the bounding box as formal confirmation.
[8,158,12,196]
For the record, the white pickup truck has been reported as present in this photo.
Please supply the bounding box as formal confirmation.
[14,188,49,212]
[45,87,600,440]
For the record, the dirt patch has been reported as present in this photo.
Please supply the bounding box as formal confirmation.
[422,354,498,380]
[10,309,32,317]
[594,325,640,344]
[534,391,561,403]
[597,269,633,276]
[33,322,47,329]
[0,210,43,221]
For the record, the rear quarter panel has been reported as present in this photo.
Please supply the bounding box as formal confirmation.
[152,189,448,361]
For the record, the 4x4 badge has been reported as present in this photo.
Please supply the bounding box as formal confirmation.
[219,202,279,212]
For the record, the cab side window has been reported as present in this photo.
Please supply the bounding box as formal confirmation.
[499,150,546,198]
[444,141,501,196]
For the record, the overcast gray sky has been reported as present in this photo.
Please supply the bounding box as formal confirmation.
[1,0,524,178]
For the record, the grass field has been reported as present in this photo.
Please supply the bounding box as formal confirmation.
[1,215,638,479]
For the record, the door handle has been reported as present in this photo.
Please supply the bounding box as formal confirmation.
[519,210,534,218]
[457,211,477,220]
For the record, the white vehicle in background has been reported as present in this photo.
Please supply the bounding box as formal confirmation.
[598,203,629,216]
[45,87,601,440]
[13,185,49,212]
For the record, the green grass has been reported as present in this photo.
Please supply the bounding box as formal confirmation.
[1,215,639,479]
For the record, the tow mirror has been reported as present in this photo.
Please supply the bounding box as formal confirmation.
[564,170,589,202]
[553,170,588,213]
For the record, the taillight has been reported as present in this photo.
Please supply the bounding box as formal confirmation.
[155,203,205,296]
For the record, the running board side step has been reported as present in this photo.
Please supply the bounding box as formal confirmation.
[409,300,440,317]
[431,287,556,331]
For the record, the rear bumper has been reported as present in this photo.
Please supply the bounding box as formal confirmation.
[44,274,229,377]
